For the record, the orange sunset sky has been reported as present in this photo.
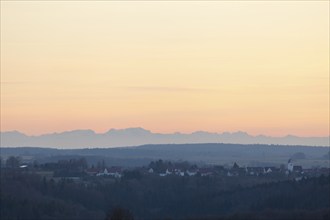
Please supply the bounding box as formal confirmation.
[1,1,329,137]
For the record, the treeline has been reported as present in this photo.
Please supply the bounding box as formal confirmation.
[2,144,329,168]
[1,167,329,220]
[0,170,104,219]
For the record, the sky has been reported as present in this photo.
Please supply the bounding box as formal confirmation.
[1,1,329,137]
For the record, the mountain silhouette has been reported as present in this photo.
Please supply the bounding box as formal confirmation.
[1,127,329,148]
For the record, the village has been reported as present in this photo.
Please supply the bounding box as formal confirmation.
[5,156,328,182]
[3,154,330,184]
[85,159,330,180]
[2,156,330,220]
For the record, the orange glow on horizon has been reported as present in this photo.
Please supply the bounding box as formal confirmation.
[1,1,329,137]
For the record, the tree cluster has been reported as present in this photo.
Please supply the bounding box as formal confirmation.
[1,166,329,220]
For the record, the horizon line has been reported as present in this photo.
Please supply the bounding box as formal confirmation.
[1,127,329,138]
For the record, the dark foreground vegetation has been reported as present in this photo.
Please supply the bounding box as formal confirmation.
[1,161,329,220]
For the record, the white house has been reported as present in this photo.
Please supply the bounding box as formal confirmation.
[96,167,122,178]
[166,169,173,175]
[264,168,273,173]
[186,170,197,176]
[97,168,109,176]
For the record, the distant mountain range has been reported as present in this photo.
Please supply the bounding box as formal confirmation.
[1,128,329,148]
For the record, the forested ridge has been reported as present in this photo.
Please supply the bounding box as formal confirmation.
[2,144,329,168]
[1,168,329,220]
